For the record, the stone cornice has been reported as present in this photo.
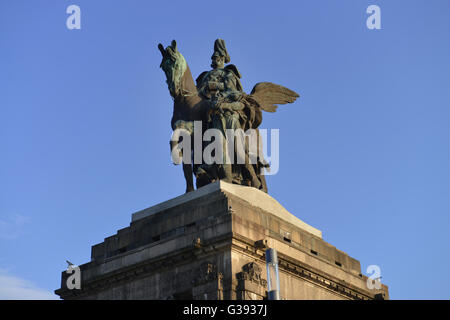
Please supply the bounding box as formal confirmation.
[55,233,232,299]
[230,234,381,300]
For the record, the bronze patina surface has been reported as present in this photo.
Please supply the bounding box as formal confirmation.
[158,39,299,193]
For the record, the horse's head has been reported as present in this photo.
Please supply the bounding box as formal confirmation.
[158,40,187,98]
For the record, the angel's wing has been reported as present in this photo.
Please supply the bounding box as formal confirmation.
[248,82,299,112]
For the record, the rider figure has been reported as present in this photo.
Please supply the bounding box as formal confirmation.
[196,39,261,188]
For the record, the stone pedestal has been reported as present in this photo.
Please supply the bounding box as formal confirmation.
[55,181,389,300]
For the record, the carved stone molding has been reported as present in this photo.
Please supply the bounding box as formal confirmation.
[192,262,223,286]
[237,262,267,287]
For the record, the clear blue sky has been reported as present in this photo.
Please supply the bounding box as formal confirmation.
[1,0,449,299]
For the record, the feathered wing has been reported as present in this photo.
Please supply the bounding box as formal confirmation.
[247,82,300,113]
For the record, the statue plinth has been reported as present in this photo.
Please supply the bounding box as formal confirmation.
[55,181,389,300]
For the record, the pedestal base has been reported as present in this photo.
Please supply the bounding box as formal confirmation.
[55,181,389,300]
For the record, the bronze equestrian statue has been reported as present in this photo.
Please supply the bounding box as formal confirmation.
[158,39,299,194]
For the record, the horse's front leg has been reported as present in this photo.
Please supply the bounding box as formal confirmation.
[170,137,194,193]
[183,162,194,193]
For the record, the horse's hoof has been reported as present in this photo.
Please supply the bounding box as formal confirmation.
[185,188,194,193]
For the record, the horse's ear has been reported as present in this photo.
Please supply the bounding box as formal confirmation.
[171,40,177,51]
[158,43,165,57]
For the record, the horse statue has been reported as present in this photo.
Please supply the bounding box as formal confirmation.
[158,40,208,193]
[158,39,299,194]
